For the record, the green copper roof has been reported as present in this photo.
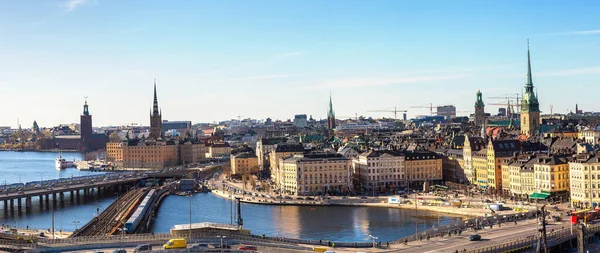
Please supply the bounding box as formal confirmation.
[475,89,484,107]
[521,40,540,113]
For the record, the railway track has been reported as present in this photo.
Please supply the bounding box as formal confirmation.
[71,188,148,237]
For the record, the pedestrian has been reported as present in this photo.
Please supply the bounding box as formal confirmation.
[404,239,408,246]
[387,242,389,248]
[332,242,336,249]
[319,239,322,245]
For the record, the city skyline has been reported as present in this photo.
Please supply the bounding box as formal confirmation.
[1,0,600,127]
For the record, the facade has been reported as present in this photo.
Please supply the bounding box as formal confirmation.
[281,153,352,196]
[404,151,443,187]
[106,139,205,169]
[437,105,456,119]
[352,150,405,194]
[270,143,305,186]
[293,114,308,128]
[179,141,206,165]
[504,154,536,197]
[580,130,600,146]
[463,135,485,185]
[256,137,287,170]
[486,140,521,191]
[474,90,485,127]
[162,121,192,133]
[442,149,465,183]
[569,154,600,208]
[230,153,259,175]
[473,149,488,188]
[533,155,569,196]
[520,43,541,137]
[327,94,336,131]
[150,80,163,139]
[106,139,178,169]
[206,142,232,158]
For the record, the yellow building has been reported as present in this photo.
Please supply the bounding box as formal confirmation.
[106,139,206,169]
[106,139,179,169]
[533,155,569,196]
[569,154,600,208]
[473,149,488,188]
[230,153,259,176]
[404,151,443,187]
[520,166,535,197]
[281,153,352,196]
[269,143,305,187]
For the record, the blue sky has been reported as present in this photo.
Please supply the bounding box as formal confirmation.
[1,0,599,127]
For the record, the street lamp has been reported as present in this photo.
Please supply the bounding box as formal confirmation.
[37,172,44,186]
[188,192,193,240]
[368,234,377,248]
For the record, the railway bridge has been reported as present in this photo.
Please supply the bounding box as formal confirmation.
[0,167,200,212]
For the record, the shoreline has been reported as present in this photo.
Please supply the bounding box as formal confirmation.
[210,189,479,218]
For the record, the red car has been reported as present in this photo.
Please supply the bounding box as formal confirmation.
[238,245,257,251]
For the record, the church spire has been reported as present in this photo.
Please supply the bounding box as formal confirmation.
[526,39,533,91]
[328,91,334,117]
[152,78,160,116]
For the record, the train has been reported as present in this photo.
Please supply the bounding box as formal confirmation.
[124,189,156,233]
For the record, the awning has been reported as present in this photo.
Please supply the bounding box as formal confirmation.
[530,192,551,199]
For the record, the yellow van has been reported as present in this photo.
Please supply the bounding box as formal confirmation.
[313,247,327,252]
[163,238,187,249]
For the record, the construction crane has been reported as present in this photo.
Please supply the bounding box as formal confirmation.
[410,103,435,115]
[367,107,407,120]
[488,93,522,106]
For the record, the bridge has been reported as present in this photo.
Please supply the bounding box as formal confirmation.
[0,166,204,212]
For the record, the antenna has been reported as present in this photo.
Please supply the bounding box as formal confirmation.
[550,105,553,115]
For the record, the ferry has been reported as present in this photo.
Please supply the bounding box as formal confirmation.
[55,153,75,170]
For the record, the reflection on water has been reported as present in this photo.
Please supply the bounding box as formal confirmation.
[152,193,462,242]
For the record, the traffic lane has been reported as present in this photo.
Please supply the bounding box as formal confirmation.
[71,243,312,253]
[417,220,570,252]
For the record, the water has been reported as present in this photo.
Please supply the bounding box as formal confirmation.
[0,151,114,230]
[0,151,461,242]
[0,151,100,185]
[152,194,461,242]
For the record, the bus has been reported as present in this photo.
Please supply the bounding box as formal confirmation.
[571,209,600,224]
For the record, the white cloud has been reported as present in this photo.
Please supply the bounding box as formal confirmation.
[229,74,292,81]
[275,52,305,58]
[65,0,91,12]
[549,29,600,36]
[311,74,470,89]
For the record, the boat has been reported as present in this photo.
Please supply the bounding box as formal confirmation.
[55,155,67,170]
[55,152,75,170]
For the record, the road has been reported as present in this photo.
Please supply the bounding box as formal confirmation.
[389,216,571,252]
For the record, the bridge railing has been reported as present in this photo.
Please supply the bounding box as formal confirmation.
[389,209,541,245]
[465,222,600,253]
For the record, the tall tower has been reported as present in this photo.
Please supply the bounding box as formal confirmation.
[150,79,162,139]
[520,40,540,137]
[474,89,485,127]
[80,97,93,150]
[327,93,336,130]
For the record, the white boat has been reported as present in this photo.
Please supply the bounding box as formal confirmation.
[55,155,67,170]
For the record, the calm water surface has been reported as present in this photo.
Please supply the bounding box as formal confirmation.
[1,151,461,242]
[152,194,462,242]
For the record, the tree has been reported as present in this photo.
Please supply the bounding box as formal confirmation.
[249,175,256,190]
